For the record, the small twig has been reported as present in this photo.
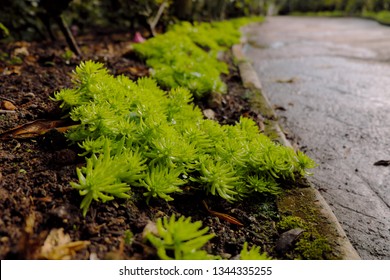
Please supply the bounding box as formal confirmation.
[148,0,168,37]
[0,110,16,114]
[55,15,82,57]
[0,96,15,103]
[202,200,244,226]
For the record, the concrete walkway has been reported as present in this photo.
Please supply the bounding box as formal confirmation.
[243,16,390,259]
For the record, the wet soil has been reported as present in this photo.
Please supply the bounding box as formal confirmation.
[1,32,302,260]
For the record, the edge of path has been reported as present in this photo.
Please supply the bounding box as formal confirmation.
[232,33,361,260]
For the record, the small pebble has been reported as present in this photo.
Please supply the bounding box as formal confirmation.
[275,228,305,255]
[203,108,216,120]
[23,92,36,98]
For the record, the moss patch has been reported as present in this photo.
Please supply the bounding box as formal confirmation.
[295,232,332,260]
[277,187,338,259]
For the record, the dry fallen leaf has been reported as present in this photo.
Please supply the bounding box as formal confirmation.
[13,46,29,57]
[25,212,36,235]
[2,65,22,75]
[0,119,77,139]
[24,54,37,65]
[142,220,158,240]
[104,238,126,260]
[40,228,90,260]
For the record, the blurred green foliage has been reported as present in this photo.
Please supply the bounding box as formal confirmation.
[133,30,229,98]
[0,0,267,42]
[0,0,43,41]
[0,23,10,38]
[133,20,244,98]
[133,18,263,98]
[276,0,390,15]
[1,0,388,42]
[275,0,390,27]
[363,9,390,23]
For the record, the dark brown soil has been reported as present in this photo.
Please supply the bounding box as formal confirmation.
[0,33,287,260]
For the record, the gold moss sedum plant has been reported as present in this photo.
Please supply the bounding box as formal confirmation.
[132,19,263,99]
[54,61,316,216]
[144,215,272,260]
[52,19,316,259]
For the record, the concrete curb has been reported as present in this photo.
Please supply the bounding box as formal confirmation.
[232,41,361,260]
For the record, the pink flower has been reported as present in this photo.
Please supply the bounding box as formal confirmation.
[133,32,146,43]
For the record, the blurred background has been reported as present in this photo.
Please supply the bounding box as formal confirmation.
[0,0,389,44]
[0,0,268,41]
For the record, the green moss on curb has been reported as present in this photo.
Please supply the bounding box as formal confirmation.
[277,216,307,231]
[295,233,332,260]
[277,188,339,259]
[248,89,276,120]
[277,214,332,259]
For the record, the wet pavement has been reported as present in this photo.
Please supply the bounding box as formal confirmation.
[243,16,390,259]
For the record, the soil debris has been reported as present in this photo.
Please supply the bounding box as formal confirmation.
[373,160,390,166]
